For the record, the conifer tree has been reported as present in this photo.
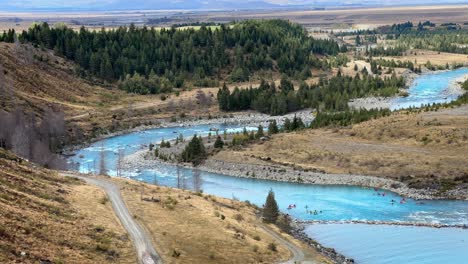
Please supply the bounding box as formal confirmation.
[180,135,206,166]
[268,120,279,135]
[263,189,279,223]
[256,125,264,139]
[214,135,224,149]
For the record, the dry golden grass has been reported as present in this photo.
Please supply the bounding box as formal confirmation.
[202,5,468,28]
[112,178,326,264]
[338,60,409,79]
[213,106,468,188]
[0,149,135,263]
[381,49,468,66]
[70,185,137,263]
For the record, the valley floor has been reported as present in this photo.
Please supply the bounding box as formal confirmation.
[121,104,468,200]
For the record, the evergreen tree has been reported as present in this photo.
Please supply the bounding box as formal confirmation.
[214,135,224,149]
[263,189,279,223]
[217,83,230,111]
[268,120,279,135]
[291,115,305,131]
[15,20,341,91]
[283,118,292,131]
[256,125,264,139]
[180,134,207,166]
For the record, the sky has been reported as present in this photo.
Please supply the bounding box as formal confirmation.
[1,0,467,11]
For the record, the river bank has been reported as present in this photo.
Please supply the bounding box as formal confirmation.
[290,222,355,264]
[63,109,314,153]
[121,149,468,201]
[295,220,468,229]
[349,68,468,110]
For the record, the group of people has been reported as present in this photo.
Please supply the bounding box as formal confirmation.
[287,204,323,216]
[373,188,411,205]
[307,209,322,215]
[390,198,408,205]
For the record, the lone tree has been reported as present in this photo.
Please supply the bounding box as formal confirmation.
[263,189,279,223]
[180,134,206,166]
[255,125,264,139]
[268,120,279,135]
[214,135,224,149]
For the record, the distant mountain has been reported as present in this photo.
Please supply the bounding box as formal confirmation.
[1,0,282,11]
[108,0,281,10]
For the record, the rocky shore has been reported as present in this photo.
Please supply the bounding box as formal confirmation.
[290,222,355,264]
[348,96,395,110]
[447,74,468,97]
[296,220,468,229]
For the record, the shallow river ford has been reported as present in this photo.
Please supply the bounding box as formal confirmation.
[70,69,468,264]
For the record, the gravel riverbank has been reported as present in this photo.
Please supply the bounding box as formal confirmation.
[290,222,355,264]
[122,150,468,200]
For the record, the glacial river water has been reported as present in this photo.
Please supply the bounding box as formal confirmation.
[69,69,468,264]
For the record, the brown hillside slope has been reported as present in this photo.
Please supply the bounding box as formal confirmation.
[0,149,136,263]
[0,42,222,139]
[0,43,106,114]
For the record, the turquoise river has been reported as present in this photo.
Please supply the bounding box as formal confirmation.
[69,68,468,264]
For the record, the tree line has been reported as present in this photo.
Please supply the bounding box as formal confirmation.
[14,20,342,93]
[310,108,392,128]
[217,73,404,115]
[0,29,16,43]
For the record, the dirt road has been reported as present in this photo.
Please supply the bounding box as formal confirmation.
[259,225,316,264]
[62,172,162,264]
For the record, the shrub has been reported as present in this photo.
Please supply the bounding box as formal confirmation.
[276,214,292,233]
[268,242,277,252]
[234,214,244,221]
[252,245,259,252]
[99,196,109,205]
[172,249,181,258]
[214,135,224,148]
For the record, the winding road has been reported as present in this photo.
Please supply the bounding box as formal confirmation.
[259,225,316,264]
[61,172,162,264]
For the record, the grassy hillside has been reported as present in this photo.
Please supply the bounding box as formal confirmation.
[0,148,136,263]
[112,177,328,264]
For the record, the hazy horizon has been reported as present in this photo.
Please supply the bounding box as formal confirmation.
[1,0,467,12]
